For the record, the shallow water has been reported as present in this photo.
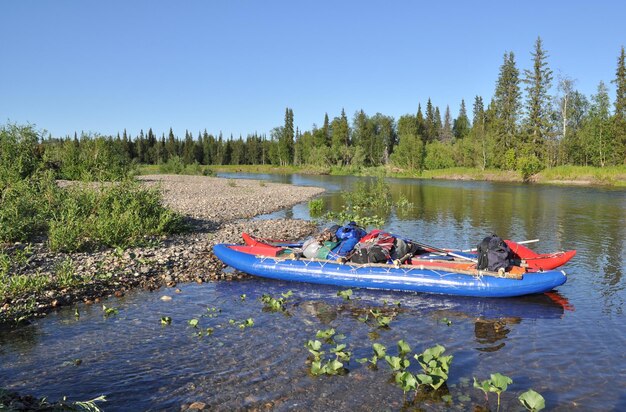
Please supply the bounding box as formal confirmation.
[1,174,625,411]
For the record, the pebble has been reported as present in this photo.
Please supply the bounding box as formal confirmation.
[1,175,321,325]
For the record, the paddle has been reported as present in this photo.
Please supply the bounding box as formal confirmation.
[461,239,540,252]
[403,238,478,263]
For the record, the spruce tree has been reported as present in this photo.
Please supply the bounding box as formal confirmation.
[416,104,426,139]
[322,113,330,146]
[277,107,294,166]
[612,46,626,162]
[441,105,454,142]
[434,106,443,140]
[424,99,436,142]
[453,99,471,139]
[166,128,177,161]
[472,95,487,169]
[330,109,350,165]
[614,46,626,121]
[493,51,521,150]
[523,37,553,163]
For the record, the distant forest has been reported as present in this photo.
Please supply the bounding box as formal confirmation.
[42,39,626,179]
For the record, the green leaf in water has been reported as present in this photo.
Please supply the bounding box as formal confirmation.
[337,289,353,301]
[519,389,545,411]
[372,343,386,359]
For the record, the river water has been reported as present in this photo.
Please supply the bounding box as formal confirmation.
[1,174,624,411]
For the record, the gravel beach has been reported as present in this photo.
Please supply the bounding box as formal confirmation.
[0,175,325,323]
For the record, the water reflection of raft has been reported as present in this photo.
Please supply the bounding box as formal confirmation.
[213,243,568,298]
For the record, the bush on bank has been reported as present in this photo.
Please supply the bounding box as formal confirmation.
[0,123,186,250]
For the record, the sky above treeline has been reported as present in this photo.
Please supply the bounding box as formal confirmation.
[1,1,625,140]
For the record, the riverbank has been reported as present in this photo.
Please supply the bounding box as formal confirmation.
[0,175,324,325]
[198,164,626,187]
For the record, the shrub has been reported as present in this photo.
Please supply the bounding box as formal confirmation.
[48,180,187,252]
[517,154,544,182]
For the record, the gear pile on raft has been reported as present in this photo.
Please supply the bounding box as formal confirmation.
[213,222,576,298]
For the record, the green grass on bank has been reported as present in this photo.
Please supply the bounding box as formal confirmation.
[533,165,626,186]
[146,163,626,187]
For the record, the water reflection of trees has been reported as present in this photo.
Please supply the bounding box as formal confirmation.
[322,178,625,305]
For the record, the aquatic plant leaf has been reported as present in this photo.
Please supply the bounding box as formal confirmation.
[306,339,322,351]
[160,316,172,325]
[415,373,433,386]
[372,343,387,358]
[331,343,347,353]
[188,318,199,328]
[337,289,353,300]
[395,371,417,393]
[325,359,343,375]
[385,355,409,372]
[519,389,545,411]
[473,377,491,398]
[397,340,411,357]
[489,373,512,392]
[310,361,324,376]
[316,328,336,341]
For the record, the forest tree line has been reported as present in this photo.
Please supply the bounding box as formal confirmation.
[41,39,626,180]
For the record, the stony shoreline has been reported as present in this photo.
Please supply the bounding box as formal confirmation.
[0,175,324,325]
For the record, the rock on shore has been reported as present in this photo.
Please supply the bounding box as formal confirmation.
[0,175,324,323]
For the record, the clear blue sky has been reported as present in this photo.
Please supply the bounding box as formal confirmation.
[1,1,625,140]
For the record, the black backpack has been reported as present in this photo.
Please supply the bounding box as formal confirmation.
[476,235,511,271]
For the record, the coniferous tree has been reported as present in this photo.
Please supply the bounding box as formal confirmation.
[434,106,443,140]
[523,37,553,159]
[612,46,626,162]
[155,135,165,164]
[351,110,370,165]
[182,130,195,165]
[214,133,224,165]
[493,51,522,152]
[146,128,157,163]
[453,99,471,139]
[471,95,488,169]
[614,46,626,122]
[223,138,232,165]
[166,128,177,161]
[135,129,146,163]
[330,109,350,165]
[230,136,245,165]
[440,105,454,142]
[277,108,294,166]
[245,133,260,165]
[424,99,437,142]
[416,104,426,138]
[293,128,302,166]
[322,113,330,146]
